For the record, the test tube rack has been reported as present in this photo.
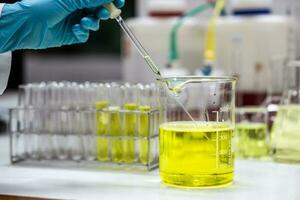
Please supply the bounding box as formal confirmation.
[9,82,161,171]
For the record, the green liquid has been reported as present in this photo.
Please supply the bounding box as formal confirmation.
[272,105,300,163]
[96,101,110,161]
[235,123,269,159]
[110,106,123,163]
[160,122,234,188]
[139,106,151,165]
[123,103,137,163]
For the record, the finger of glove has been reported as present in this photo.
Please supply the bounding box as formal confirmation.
[86,0,124,19]
[69,0,112,10]
[72,24,90,43]
[96,7,110,20]
[114,0,125,8]
[80,16,100,31]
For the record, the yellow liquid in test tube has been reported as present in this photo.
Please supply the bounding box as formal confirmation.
[139,105,151,165]
[110,106,123,163]
[123,103,138,163]
[96,101,110,161]
[159,122,234,187]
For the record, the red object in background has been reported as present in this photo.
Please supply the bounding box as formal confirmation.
[149,11,183,18]
[237,92,267,107]
[207,0,217,3]
[237,91,282,131]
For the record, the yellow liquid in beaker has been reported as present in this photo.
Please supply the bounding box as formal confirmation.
[235,123,269,159]
[139,105,151,165]
[159,122,234,188]
[123,103,137,163]
[272,105,300,163]
[96,101,110,161]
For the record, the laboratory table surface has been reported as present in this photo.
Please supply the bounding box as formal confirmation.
[0,134,299,200]
[0,93,300,200]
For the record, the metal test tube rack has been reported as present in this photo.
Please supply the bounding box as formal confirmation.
[9,82,160,171]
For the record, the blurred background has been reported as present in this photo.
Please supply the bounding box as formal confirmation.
[3,0,300,107]
[3,0,300,144]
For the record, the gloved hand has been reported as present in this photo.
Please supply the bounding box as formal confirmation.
[0,0,125,53]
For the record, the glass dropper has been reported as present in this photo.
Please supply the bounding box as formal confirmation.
[104,3,188,93]
[104,3,162,79]
[103,4,201,122]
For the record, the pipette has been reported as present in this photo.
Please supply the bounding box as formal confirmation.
[104,3,195,122]
[104,4,162,79]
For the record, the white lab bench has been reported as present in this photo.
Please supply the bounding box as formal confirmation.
[0,93,300,200]
[0,133,299,200]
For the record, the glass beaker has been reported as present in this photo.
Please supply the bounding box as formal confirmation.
[272,60,300,163]
[158,76,237,188]
[235,107,269,159]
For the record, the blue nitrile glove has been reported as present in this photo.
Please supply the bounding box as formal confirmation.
[0,0,125,53]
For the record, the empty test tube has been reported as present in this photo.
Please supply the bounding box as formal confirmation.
[35,82,48,160]
[123,84,139,163]
[77,82,97,161]
[28,84,43,160]
[95,83,110,161]
[138,84,151,165]
[22,84,35,159]
[21,84,31,158]
[45,82,59,159]
[54,82,70,160]
[42,82,58,160]
[18,85,27,107]
[109,83,123,163]
[14,86,27,159]
[69,83,84,161]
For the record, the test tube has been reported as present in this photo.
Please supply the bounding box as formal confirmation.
[13,85,27,160]
[36,82,48,160]
[10,108,25,161]
[69,83,83,161]
[42,82,57,160]
[138,84,151,165]
[55,82,69,160]
[109,83,123,163]
[21,84,30,158]
[123,83,139,163]
[21,84,33,159]
[95,83,110,161]
[18,85,26,107]
[81,82,97,161]
[29,83,42,160]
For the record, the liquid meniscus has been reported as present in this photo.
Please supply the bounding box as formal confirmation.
[159,121,234,188]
